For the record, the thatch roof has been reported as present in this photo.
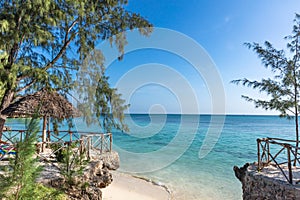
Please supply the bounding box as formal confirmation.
[1,89,81,119]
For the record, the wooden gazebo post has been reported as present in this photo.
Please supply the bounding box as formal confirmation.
[42,115,47,152]
[0,117,5,140]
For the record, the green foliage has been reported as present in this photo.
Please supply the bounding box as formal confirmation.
[232,14,300,119]
[95,75,129,132]
[4,118,41,199]
[50,143,66,163]
[0,0,152,131]
[24,183,67,200]
[0,117,65,200]
[77,50,129,131]
[52,142,88,187]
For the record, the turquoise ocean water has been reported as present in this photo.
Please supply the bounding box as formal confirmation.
[5,115,296,200]
[111,114,295,200]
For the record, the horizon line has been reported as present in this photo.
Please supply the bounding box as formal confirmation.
[124,113,281,116]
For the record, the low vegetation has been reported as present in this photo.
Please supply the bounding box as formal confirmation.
[0,118,67,200]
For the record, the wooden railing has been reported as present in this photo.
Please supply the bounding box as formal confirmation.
[1,130,26,144]
[257,137,300,184]
[79,133,112,159]
[1,130,113,160]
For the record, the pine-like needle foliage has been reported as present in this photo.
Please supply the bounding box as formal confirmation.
[76,49,130,132]
[0,116,64,199]
[0,118,40,199]
[232,14,300,164]
[0,0,152,133]
[12,118,42,199]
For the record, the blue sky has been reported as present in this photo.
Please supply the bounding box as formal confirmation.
[104,0,300,115]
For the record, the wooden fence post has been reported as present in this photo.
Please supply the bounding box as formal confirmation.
[87,136,91,160]
[287,144,293,184]
[109,133,112,152]
[267,138,270,163]
[100,134,104,154]
[47,130,51,148]
[79,136,84,155]
[257,138,261,170]
[69,131,72,142]
[19,130,23,142]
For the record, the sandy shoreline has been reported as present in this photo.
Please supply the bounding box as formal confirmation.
[102,171,171,200]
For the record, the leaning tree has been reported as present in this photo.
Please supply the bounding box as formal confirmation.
[0,0,152,133]
[232,14,300,165]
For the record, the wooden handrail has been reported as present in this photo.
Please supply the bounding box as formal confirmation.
[1,130,113,157]
[257,137,300,184]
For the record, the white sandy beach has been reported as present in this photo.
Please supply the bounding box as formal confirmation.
[102,171,170,200]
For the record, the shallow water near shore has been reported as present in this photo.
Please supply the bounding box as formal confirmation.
[111,114,295,200]
[6,114,296,200]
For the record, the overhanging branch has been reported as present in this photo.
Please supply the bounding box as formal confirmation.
[43,19,79,71]
[16,80,35,93]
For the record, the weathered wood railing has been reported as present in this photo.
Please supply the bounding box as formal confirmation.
[1,130,26,144]
[257,137,300,184]
[1,130,112,160]
[79,133,112,159]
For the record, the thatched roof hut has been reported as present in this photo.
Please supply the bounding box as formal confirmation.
[1,89,80,151]
[1,89,80,119]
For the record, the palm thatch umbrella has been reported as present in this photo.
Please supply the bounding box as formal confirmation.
[1,88,80,150]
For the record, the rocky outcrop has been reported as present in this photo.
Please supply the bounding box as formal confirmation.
[88,150,120,170]
[233,163,250,182]
[98,151,120,170]
[83,160,113,188]
[37,151,120,200]
[234,163,300,200]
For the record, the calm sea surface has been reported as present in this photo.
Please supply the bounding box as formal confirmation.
[6,115,296,200]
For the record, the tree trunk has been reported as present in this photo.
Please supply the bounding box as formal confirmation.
[294,113,299,166]
[291,58,299,167]
[0,89,15,139]
[293,33,299,166]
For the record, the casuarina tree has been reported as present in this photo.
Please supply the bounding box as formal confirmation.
[232,14,300,165]
[0,0,152,134]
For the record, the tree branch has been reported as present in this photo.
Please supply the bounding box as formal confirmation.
[16,80,35,93]
[286,107,295,114]
[43,19,78,71]
[66,20,78,41]
[245,42,289,74]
